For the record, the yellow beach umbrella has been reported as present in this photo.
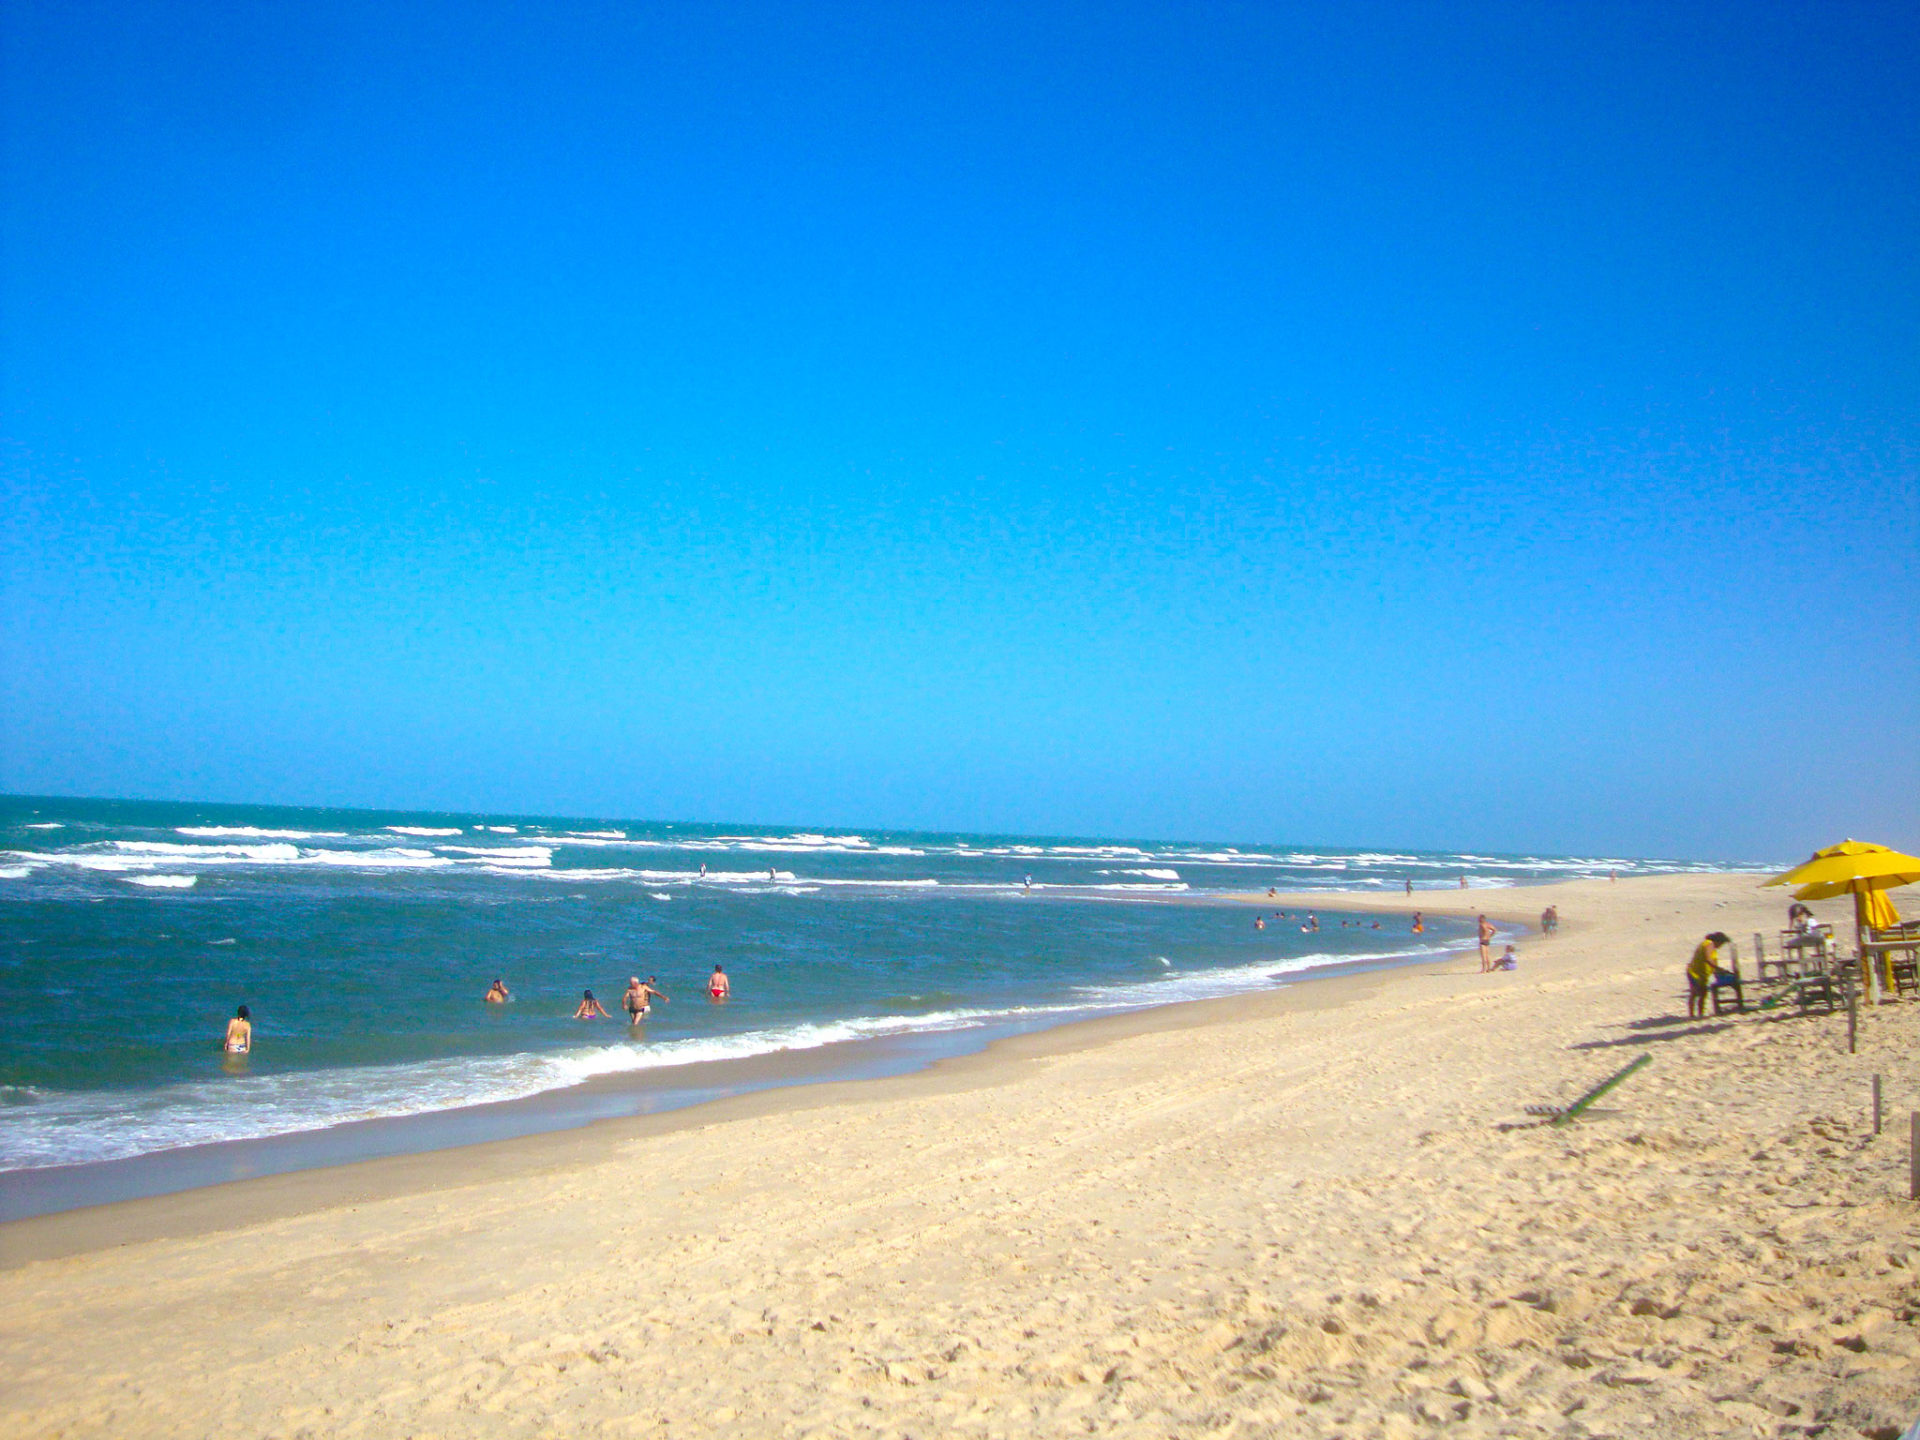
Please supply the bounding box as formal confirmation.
[1852,885,1902,931]
[1764,840,1920,989]
[1764,839,1920,898]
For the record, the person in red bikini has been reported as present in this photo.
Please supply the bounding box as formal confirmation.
[707,963,730,1001]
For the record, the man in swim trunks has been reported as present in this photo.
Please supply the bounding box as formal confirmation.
[484,978,510,1003]
[708,963,730,1000]
[623,976,669,1022]
[1477,914,1496,971]
[224,1005,252,1054]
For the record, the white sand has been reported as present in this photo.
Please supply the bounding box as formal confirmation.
[2,873,1916,1438]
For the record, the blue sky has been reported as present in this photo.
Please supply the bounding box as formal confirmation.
[2,0,1915,861]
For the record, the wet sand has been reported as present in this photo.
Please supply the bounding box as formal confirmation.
[3,873,1916,1438]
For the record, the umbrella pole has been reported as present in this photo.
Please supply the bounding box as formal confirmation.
[1854,880,1875,1005]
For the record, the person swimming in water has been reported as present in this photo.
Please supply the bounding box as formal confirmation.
[574,989,610,1020]
[1412,911,1425,934]
[484,978,510,1004]
[707,963,730,1000]
[623,975,669,1022]
[223,1005,252,1054]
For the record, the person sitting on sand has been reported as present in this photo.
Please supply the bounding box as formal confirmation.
[574,989,610,1020]
[223,1005,252,1054]
[1492,944,1517,971]
[1477,914,1496,972]
[1686,933,1730,1018]
[708,963,730,1000]
[484,978,510,1004]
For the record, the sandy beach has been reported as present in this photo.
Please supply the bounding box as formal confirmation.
[3,872,1916,1438]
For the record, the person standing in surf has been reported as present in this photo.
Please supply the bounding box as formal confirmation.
[574,989,610,1020]
[707,963,730,1001]
[223,1005,252,1054]
[623,976,669,1023]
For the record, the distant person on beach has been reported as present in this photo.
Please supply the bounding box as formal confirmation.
[574,989,610,1020]
[223,1005,252,1054]
[1477,915,1495,972]
[1788,902,1816,933]
[1687,933,1731,1018]
[1458,875,1467,889]
[1412,912,1424,934]
[1267,887,1276,898]
[1493,944,1517,971]
[484,979,510,1003]
[1404,878,1412,896]
[1540,906,1557,937]
[708,964,730,1000]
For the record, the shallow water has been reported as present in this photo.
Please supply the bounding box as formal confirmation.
[0,795,1751,1171]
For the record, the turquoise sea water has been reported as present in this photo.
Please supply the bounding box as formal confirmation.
[0,795,1751,1173]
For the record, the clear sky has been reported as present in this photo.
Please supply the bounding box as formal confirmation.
[2,1,1915,861]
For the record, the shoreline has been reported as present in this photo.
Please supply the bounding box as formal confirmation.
[0,876,1713,1252]
[0,903,1478,1246]
[5,871,1915,1438]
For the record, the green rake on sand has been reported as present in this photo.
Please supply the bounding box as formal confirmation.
[1524,1053,1652,1126]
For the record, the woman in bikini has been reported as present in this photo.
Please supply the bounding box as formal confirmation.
[223,1005,252,1054]
[574,989,610,1020]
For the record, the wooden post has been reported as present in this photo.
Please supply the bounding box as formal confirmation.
[1874,1075,1882,1136]
[1911,1112,1919,1202]
[1847,965,1858,1054]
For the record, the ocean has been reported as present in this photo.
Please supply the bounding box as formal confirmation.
[0,794,1746,1185]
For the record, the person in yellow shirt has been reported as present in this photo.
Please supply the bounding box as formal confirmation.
[1687,932,1731,1018]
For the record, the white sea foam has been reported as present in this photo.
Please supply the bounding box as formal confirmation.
[0,864,46,879]
[306,847,450,869]
[24,823,62,829]
[115,841,303,861]
[0,937,1452,1171]
[485,826,518,833]
[649,893,672,901]
[386,826,463,837]
[437,845,554,866]
[126,874,197,889]
[177,827,345,840]
[566,831,627,840]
